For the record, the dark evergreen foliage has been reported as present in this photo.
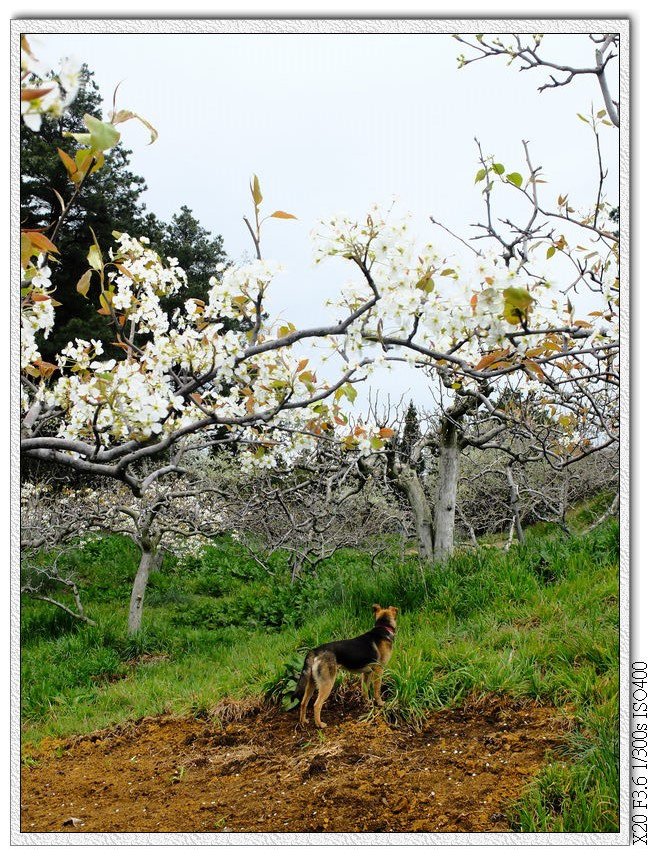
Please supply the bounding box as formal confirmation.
[21,65,228,360]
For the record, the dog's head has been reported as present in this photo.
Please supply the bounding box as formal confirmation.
[372,603,398,628]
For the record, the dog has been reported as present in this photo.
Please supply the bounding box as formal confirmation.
[294,604,398,728]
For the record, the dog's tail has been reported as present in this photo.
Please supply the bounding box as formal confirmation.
[293,650,315,701]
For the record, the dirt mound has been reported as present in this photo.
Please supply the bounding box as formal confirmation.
[21,695,568,834]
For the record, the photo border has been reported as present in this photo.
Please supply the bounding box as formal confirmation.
[10,15,630,846]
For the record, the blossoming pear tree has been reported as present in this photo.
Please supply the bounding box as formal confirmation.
[300,33,620,561]
[20,41,384,494]
[20,34,618,568]
[307,172,617,559]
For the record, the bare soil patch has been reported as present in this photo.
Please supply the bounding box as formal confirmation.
[21,694,568,834]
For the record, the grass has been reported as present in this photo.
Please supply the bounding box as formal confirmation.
[20,510,620,832]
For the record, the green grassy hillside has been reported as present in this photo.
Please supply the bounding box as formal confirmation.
[21,517,619,831]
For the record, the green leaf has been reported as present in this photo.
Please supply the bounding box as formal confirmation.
[503,286,535,324]
[97,292,113,316]
[251,174,263,207]
[63,131,92,146]
[20,234,34,268]
[492,163,505,175]
[506,172,523,188]
[474,168,487,184]
[75,147,104,175]
[546,246,556,259]
[87,244,103,270]
[416,275,435,293]
[83,113,121,152]
[277,322,296,338]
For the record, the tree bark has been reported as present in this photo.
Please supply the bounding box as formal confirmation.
[506,465,525,546]
[394,465,435,563]
[151,547,164,572]
[128,541,156,635]
[433,418,460,562]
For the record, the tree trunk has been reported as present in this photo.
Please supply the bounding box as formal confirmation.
[433,418,460,562]
[394,466,435,563]
[128,543,156,635]
[151,547,164,572]
[506,465,525,546]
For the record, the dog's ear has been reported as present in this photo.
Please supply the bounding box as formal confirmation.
[372,603,381,614]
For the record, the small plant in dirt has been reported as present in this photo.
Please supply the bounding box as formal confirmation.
[170,765,186,784]
[21,755,40,769]
[262,656,307,710]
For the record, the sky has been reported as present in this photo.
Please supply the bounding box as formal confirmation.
[30,28,620,413]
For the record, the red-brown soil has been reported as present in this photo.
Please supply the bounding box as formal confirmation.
[21,694,569,834]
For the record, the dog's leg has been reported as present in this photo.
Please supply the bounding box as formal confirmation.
[313,676,334,729]
[312,655,336,729]
[371,666,385,707]
[299,676,315,726]
[360,671,370,702]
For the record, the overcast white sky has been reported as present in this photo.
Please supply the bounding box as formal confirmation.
[30,28,619,410]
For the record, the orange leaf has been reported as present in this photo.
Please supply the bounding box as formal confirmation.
[57,148,78,177]
[269,210,297,220]
[524,359,546,381]
[33,359,58,379]
[21,86,55,101]
[475,349,510,371]
[378,427,395,439]
[77,270,92,297]
[114,262,135,280]
[97,294,113,316]
[22,230,59,255]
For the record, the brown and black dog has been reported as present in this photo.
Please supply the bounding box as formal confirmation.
[294,604,398,728]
